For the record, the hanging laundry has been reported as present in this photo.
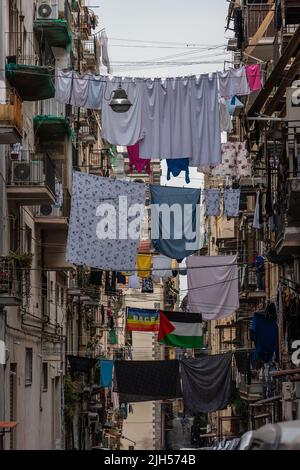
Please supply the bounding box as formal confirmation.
[211,142,237,178]
[150,185,201,261]
[158,311,203,349]
[55,70,103,109]
[187,255,239,320]
[101,304,105,324]
[181,352,233,413]
[137,254,152,278]
[109,316,115,329]
[204,189,221,217]
[101,77,145,146]
[116,272,126,284]
[105,271,117,295]
[114,360,182,403]
[219,98,233,133]
[224,188,240,217]
[127,143,151,175]
[234,351,252,385]
[128,273,140,289]
[275,0,282,31]
[166,158,190,184]
[66,172,146,271]
[265,160,273,218]
[235,141,252,178]
[227,95,244,115]
[218,66,250,98]
[139,75,221,167]
[233,7,245,49]
[108,329,118,345]
[250,312,279,363]
[126,307,159,332]
[100,31,111,74]
[211,142,251,179]
[141,277,154,293]
[100,359,114,388]
[253,190,262,229]
[152,255,173,282]
[89,268,103,286]
[246,64,262,92]
[67,355,98,373]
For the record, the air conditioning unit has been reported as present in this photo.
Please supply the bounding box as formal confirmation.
[36,0,59,20]
[39,204,54,216]
[12,161,43,184]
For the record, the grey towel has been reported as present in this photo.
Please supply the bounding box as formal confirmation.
[181,352,233,413]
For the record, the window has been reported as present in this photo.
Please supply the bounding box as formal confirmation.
[42,363,48,391]
[25,348,33,386]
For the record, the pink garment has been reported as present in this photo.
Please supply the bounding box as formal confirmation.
[127,143,151,175]
[187,255,239,320]
[246,64,262,92]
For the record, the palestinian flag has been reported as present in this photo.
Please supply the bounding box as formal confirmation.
[158,311,203,348]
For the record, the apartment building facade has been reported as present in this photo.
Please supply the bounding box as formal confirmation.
[201,0,300,443]
[0,0,102,449]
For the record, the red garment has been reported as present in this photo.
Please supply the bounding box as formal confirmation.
[127,143,151,175]
[246,64,262,92]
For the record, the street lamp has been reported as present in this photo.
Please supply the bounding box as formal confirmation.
[109,84,132,113]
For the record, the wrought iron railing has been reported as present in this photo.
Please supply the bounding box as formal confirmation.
[0,257,21,297]
[5,32,55,66]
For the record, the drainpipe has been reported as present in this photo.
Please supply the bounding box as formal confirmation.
[0,306,5,450]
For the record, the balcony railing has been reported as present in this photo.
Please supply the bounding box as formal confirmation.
[0,88,22,141]
[6,32,55,66]
[0,257,21,299]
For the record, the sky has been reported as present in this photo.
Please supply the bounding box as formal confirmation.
[89,0,231,78]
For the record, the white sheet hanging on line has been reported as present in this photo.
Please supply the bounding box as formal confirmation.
[187,255,239,320]
[139,74,222,167]
[55,70,104,109]
[101,77,146,146]
[218,66,251,97]
[100,31,111,74]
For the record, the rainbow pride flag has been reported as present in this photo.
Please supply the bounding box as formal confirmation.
[126,307,159,332]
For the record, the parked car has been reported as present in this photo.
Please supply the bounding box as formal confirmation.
[238,420,300,450]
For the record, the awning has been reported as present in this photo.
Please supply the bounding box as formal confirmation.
[0,421,18,433]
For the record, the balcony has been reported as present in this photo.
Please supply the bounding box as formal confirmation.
[0,257,22,306]
[5,33,55,101]
[244,1,275,61]
[0,89,22,144]
[285,0,300,25]
[34,115,71,141]
[82,39,100,72]
[275,178,300,256]
[6,154,56,205]
[239,375,264,402]
[33,202,69,232]
[33,1,73,49]
[239,266,266,300]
